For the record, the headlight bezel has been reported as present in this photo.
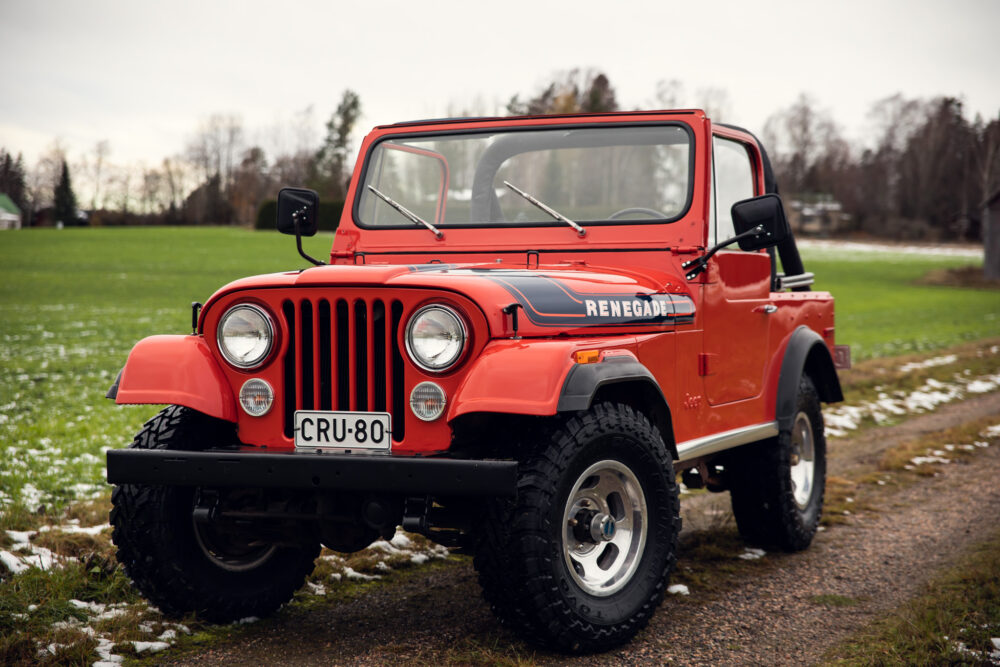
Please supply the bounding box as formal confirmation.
[216,303,276,370]
[404,304,469,373]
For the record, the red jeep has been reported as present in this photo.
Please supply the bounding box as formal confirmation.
[107,110,843,652]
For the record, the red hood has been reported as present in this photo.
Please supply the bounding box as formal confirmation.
[203,262,695,338]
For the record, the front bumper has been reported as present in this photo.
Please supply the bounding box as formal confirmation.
[106,449,518,497]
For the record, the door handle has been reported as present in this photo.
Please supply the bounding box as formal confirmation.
[753,304,778,314]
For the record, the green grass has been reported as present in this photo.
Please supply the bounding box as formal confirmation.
[824,530,1000,665]
[0,227,333,511]
[801,247,999,360]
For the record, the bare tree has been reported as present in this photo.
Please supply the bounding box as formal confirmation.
[696,86,731,122]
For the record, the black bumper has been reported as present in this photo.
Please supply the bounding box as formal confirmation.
[106,449,518,497]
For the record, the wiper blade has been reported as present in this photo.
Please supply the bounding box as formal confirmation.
[367,185,443,239]
[503,180,586,237]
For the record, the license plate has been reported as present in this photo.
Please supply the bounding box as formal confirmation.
[294,411,391,451]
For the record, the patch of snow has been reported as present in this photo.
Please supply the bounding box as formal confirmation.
[389,530,413,549]
[797,239,982,258]
[38,523,108,536]
[0,550,29,573]
[823,370,1000,439]
[966,376,1000,393]
[667,583,690,595]
[910,455,951,466]
[343,566,380,580]
[132,641,170,653]
[738,548,766,561]
[899,354,958,373]
[158,629,178,642]
[93,636,123,664]
[305,581,327,596]
[368,539,404,555]
[236,616,260,624]
[329,572,342,581]
[982,424,1000,438]
[375,560,391,572]
[410,553,429,565]
[6,529,34,544]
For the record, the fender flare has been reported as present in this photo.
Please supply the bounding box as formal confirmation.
[558,357,677,459]
[108,335,237,422]
[775,326,844,432]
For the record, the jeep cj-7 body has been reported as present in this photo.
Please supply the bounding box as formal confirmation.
[106,110,843,653]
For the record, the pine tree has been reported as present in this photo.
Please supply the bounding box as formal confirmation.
[53,160,79,226]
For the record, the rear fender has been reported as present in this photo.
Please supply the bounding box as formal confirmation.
[110,335,237,422]
[775,326,844,431]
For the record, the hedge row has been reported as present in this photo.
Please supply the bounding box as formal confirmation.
[255,200,345,231]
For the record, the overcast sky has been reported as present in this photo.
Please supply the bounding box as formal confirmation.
[1,0,998,170]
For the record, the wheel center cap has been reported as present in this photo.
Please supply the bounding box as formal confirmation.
[591,513,615,542]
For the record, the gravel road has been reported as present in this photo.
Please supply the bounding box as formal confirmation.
[164,392,1000,666]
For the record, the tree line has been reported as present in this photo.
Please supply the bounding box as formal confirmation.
[2,72,999,245]
[0,90,361,229]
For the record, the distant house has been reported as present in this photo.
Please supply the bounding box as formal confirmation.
[786,195,851,236]
[0,194,21,230]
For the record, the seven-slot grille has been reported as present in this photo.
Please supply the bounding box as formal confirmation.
[281,296,406,442]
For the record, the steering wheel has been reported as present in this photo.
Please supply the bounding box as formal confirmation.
[608,207,668,220]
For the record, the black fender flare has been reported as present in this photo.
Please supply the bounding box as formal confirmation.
[558,357,677,459]
[776,327,844,432]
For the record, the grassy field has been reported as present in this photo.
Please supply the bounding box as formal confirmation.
[801,245,997,360]
[0,227,998,663]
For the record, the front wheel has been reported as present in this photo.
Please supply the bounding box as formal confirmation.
[474,402,680,653]
[110,406,320,622]
[728,375,827,551]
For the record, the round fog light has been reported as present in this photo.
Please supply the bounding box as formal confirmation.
[410,381,447,421]
[239,378,273,417]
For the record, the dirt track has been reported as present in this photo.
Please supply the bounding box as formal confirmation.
[164,392,1000,666]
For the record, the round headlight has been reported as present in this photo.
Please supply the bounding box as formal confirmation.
[217,304,274,369]
[405,305,467,372]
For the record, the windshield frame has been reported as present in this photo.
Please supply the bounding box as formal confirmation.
[352,121,696,232]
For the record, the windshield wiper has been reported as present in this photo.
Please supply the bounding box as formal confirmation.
[503,181,586,237]
[367,185,443,239]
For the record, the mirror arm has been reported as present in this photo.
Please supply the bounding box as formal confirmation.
[682,224,764,280]
[294,208,325,266]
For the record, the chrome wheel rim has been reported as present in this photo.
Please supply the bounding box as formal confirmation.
[562,460,647,597]
[789,412,816,510]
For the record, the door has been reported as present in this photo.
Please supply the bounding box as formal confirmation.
[701,136,771,405]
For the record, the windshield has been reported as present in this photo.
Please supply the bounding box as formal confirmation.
[356,124,692,229]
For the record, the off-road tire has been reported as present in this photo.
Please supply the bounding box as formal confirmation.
[728,375,826,551]
[474,402,681,653]
[110,405,319,622]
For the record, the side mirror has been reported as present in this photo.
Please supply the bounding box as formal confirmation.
[277,187,319,237]
[731,194,790,251]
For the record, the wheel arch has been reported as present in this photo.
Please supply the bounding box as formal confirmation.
[109,335,238,423]
[775,326,843,431]
[558,358,678,460]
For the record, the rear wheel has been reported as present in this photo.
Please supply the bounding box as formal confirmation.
[728,375,826,551]
[110,406,319,622]
[474,402,680,653]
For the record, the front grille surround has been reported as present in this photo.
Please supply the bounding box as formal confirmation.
[281,296,406,442]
